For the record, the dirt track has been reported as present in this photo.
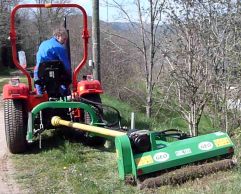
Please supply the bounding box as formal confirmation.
[0,98,23,194]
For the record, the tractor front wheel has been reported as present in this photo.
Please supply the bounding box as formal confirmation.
[4,99,27,153]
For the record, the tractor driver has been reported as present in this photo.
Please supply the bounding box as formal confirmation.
[34,27,72,95]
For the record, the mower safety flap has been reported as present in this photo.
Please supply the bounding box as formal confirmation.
[134,132,234,177]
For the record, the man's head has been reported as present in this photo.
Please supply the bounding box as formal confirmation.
[53,27,68,44]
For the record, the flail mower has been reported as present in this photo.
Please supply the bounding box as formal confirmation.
[3,3,236,188]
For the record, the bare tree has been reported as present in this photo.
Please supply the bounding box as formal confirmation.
[161,0,241,135]
[15,0,73,65]
[102,0,167,118]
[0,0,22,68]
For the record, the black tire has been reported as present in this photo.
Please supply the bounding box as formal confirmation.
[4,99,27,153]
[82,94,106,147]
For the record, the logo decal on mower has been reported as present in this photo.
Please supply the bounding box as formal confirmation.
[135,155,154,167]
[198,141,213,151]
[214,137,231,147]
[153,152,169,162]
[175,148,192,156]
[214,131,225,136]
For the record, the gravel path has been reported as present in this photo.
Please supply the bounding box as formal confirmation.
[0,98,23,194]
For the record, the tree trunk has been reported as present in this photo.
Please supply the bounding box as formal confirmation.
[189,102,198,136]
[146,92,152,118]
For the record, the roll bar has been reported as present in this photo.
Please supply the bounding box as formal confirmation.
[10,4,89,92]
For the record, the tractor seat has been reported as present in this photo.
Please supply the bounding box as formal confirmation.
[37,60,68,97]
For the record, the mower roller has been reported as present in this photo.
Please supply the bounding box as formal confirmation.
[3,3,236,188]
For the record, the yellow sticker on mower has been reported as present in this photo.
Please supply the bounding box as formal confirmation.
[214,137,231,147]
[135,155,154,167]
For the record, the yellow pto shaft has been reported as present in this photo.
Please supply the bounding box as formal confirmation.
[51,116,125,138]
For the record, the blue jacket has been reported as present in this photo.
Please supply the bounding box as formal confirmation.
[34,37,71,94]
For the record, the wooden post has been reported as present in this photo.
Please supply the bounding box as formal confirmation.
[92,0,101,81]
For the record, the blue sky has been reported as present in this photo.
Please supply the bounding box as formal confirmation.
[72,0,112,21]
[25,0,118,22]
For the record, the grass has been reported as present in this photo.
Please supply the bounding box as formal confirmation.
[11,133,241,194]
[9,95,241,194]
[12,130,139,194]
[102,95,156,130]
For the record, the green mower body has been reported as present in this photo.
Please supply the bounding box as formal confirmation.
[115,131,234,180]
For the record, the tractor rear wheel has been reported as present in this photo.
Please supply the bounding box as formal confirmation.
[4,99,27,153]
[82,94,106,147]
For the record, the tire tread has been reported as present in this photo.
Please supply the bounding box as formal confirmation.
[4,99,27,153]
